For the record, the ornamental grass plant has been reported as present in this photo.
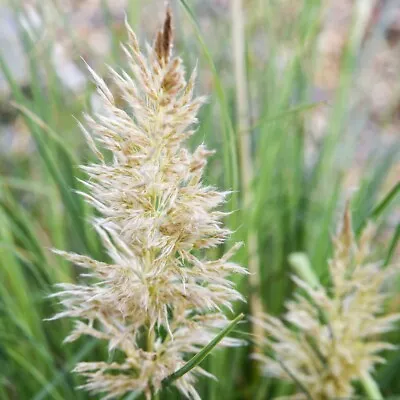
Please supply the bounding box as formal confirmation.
[0,1,399,400]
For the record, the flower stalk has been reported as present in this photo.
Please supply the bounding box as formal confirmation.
[231,0,263,348]
[360,371,383,400]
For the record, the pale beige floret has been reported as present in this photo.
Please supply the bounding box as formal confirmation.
[51,9,245,400]
[253,209,399,400]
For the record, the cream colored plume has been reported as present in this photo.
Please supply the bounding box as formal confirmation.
[50,8,246,400]
[254,207,399,400]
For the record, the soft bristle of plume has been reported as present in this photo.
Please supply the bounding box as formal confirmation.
[155,6,173,64]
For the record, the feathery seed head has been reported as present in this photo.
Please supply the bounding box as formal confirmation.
[51,9,245,400]
[254,208,399,400]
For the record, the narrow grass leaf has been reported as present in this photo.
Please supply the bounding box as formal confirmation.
[162,313,244,388]
[384,224,399,267]
[32,340,98,400]
[370,182,400,222]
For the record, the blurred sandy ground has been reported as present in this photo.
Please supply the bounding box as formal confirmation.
[0,0,398,203]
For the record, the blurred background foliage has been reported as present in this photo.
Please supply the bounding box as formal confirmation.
[0,0,399,399]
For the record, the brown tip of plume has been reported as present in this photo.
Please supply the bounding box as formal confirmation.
[342,202,353,240]
[336,201,354,260]
[155,5,173,64]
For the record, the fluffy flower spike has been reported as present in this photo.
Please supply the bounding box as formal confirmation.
[253,207,400,400]
[51,9,246,400]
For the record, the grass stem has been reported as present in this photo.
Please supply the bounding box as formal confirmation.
[231,0,263,349]
[360,371,383,400]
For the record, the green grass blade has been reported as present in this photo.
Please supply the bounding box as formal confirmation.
[0,54,89,252]
[6,349,64,400]
[250,100,326,130]
[370,182,400,222]
[162,313,244,388]
[123,391,143,400]
[384,224,399,267]
[32,340,97,400]
[10,101,80,166]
